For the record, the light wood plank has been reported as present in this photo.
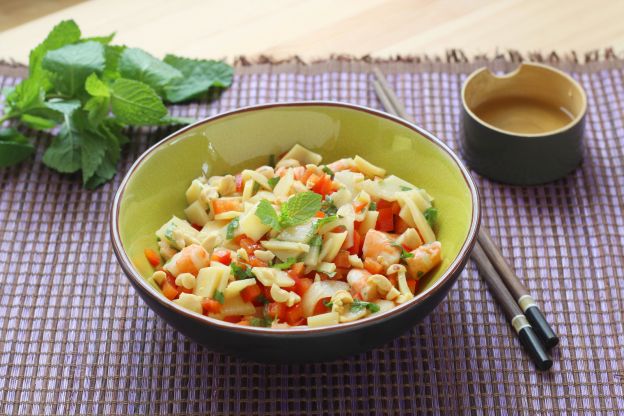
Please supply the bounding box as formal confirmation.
[0,0,622,64]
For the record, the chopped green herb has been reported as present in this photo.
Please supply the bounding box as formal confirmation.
[350,299,380,313]
[400,186,413,191]
[230,263,254,280]
[323,300,333,309]
[309,234,323,247]
[321,165,335,178]
[424,207,438,227]
[250,316,272,327]
[267,176,280,189]
[255,191,322,231]
[252,181,261,193]
[164,223,176,241]
[320,197,338,216]
[315,214,340,229]
[255,294,270,305]
[391,241,414,260]
[273,257,297,270]
[268,154,276,167]
[226,217,239,240]
[213,290,225,304]
[368,201,377,211]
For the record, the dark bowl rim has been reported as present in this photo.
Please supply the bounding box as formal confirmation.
[110,101,481,335]
[461,62,588,138]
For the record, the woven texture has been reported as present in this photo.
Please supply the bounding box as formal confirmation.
[0,59,622,415]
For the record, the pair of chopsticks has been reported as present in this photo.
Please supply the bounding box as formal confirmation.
[372,68,558,371]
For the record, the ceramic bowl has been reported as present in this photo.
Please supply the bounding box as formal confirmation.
[110,102,480,362]
[461,63,587,185]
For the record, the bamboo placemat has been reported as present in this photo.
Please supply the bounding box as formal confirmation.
[0,57,622,415]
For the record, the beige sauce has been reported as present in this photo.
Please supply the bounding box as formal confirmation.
[472,96,574,134]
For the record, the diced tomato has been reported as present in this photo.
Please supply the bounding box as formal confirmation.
[290,276,312,297]
[377,200,401,214]
[364,257,384,274]
[223,315,242,323]
[191,223,203,231]
[407,278,418,294]
[162,280,180,300]
[387,274,398,287]
[313,297,331,315]
[285,303,304,326]
[288,262,305,278]
[353,201,367,213]
[240,284,262,303]
[240,237,262,255]
[235,173,243,193]
[348,230,362,256]
[334,267,349,281]
[315,211,326,218]
[311,174,333,196]
[144,248,161,267]
[334,250,351,268]
[211,249,232,265]
[394,216,409,234]
[232,234,247,245]
[332,225,347,233]
[178,286,193,294]
[375,208,394,232]
[266,302,287,322]
[248,255,268,268]
[213,199,243,215]
[202,298,222,314]
[262,285,273,302]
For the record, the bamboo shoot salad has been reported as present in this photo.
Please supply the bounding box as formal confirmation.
[144,144,442,328]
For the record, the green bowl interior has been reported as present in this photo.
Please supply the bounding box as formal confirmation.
[118,104,475,294]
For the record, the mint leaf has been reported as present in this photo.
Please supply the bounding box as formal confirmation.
[110,78,167,125]
[250,316,272,327]
[280,192,322,228]
[81,32,115,45]
[42,122,81,173]
[273,257,297,270]
[424,207,438,227]
[0,128,34,167]
[255,200,281,231]
[85,73,110,97]
[79,127,107,183]
[103,45,125,80]
[84,96,109,125]
[226,217,239,240]
[163,55,233,103]
[29,20,81,86]
[42,41,105,96]
[119,48,182,96]
[157,115,196,125]
[45,98,81,115]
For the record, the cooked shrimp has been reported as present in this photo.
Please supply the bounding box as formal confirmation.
[327,158,356,172]
[164,244,210,277]
[347,269,378,301]
[405,242,442,279]
[362,229,401,266]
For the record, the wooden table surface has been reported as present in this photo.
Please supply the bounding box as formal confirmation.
[0,0,623,64]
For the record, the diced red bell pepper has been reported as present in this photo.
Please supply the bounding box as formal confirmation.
[394,216,409,234]
[162,280,180,300]
[407,278,418,294]
[248,255,268,268]
[375,208,394,232]
[266,302,287,322]
[285,303,304,326]
[223,315,243,323]
[333,250,351,268]
[211,249,232,265]
[240,237,262,255]
[144,248,161,267]
[290,276,312,297]
[202,298,222,314]
[348,230,362,256]
[235,173,243,193]
[313,297,331,315]
[288,262,305,278]
[240,284,262,303]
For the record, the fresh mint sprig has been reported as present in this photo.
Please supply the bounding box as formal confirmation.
[0,20,233,188]
[255,191,322,232]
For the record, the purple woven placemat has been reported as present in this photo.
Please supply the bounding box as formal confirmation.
[0,58,622,415]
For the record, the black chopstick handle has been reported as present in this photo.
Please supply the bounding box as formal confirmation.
[523,302,559,348]
[516,321,553,371]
